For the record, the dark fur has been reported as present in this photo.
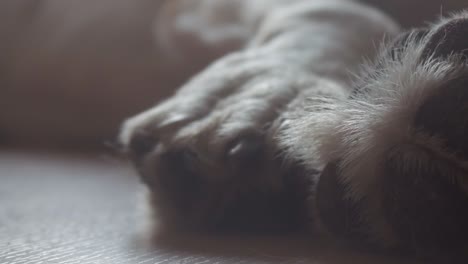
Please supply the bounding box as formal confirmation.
[318,12,468,257]
[125,12,468,261]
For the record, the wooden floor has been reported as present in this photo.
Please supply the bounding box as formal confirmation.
[0,150,417,264]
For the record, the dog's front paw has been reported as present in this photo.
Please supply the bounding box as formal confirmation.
[281,12,468,255]
[119,49,322,232]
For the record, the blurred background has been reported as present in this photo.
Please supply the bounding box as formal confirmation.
[0,0,467,151]
[0,0,246,150]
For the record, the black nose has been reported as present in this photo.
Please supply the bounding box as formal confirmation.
[128,132,157,159]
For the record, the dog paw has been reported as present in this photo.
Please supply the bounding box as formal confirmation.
[119,49,327,232]
[281,12,468,255]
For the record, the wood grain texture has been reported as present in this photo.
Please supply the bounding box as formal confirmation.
[0,150,418,263]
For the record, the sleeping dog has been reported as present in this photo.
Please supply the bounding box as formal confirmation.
[120,0,468,258]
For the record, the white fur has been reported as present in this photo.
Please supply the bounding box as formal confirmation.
[279,14,468,245]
